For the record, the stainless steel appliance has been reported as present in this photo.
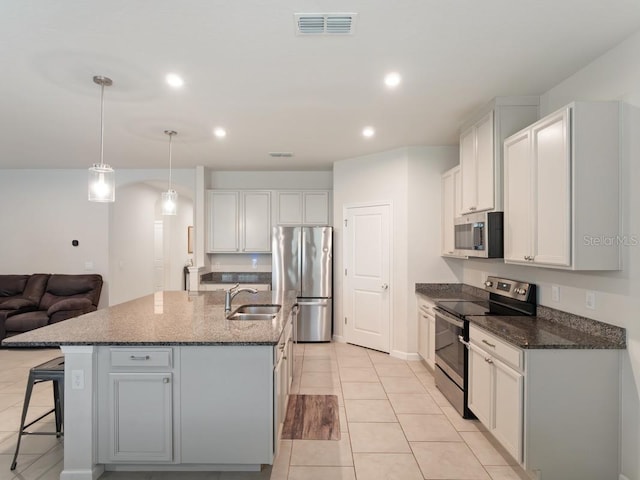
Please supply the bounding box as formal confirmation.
[434,276,536,418]
[454,211,504,258]
[272,226,333,342]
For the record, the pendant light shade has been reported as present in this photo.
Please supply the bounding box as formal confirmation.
[162,130,178,216]
[88,75,115,202]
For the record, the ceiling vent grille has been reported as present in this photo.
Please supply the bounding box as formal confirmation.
[295,13,357,35]
[269,152,294,158]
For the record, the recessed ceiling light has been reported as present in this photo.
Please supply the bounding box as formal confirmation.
[213,127,227,138]
[384,72,401,88]
[362,126,375,138]
[166,73,184,88]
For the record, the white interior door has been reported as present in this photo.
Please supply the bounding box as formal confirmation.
[344,204,391,353]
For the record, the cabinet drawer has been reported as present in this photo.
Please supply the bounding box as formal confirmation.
[417,296,436,317]
[110,349,173,368]
[470,325,522,370]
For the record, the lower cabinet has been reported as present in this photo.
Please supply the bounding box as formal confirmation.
[273,311,294,456]
[468,324,620,480]
[416,295,436,369]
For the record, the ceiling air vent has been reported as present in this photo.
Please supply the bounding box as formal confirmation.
[295,13,357,35]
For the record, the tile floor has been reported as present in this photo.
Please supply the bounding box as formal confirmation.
[0,343,531,480]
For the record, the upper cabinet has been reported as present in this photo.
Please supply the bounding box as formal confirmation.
[441,166,462,257]
[459,97,540,215]
[503,102,620,270]
[275,191,331,226]
[207,190,271,253]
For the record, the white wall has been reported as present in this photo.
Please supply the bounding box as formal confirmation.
[462,29,640,480]
[333,146,458,356]
[0,168,195,308]
[0,170,110,305]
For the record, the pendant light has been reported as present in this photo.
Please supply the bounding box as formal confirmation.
[161,130,178,216]
[88,75,115,202]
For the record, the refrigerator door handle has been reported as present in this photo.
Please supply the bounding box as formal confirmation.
[297,300,328,306]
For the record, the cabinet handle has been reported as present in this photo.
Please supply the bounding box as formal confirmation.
[469,206,477,211]
[482,339,496,348]
[448,251,454,254]
[129,355,150,360]
[484,357,493,364]
[279,343,285,351]
[163,377,170,384]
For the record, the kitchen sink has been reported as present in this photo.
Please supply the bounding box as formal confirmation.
[227,304,281,320]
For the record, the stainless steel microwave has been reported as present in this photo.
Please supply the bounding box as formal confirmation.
[454,211,504,258]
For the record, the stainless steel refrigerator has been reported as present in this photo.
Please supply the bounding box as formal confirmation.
[272,226,332,342]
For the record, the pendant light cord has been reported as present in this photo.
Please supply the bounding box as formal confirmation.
[99,81,105,167]
[168,133,173,190]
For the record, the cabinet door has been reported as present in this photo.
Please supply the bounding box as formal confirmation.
[468,343,493,428]
[493,357,523,463]
[427,313,436,369]
[475,111,495,212]
[277,192,302,225]
[532,109,571,267]
[504,131,533,263]
[243,191,271,252]
[107,373,173,462]
[417,312,429,362]
[460,127,477,213]
[207,191,240,252]
[303,192,330,225]
[441,168,457,255]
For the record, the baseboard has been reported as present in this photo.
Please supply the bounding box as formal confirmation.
[390,350,420,361]
[332,335,346,343]
[60,465,105,480]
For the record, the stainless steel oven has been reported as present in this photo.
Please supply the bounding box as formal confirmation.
[433,276,537,419]
[434,309,469,417]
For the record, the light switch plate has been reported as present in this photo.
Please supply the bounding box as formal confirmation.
[551,285,560,302]
[586,291,596,310]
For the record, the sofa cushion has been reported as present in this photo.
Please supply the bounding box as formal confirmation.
[22,274,50,304]
[39,274,103,310]
[0,275,30,299]
[4,310,50,332]
[0,298,38,311]
[47,298,93,316]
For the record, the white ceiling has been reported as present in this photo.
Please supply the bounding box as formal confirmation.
[1,1,639,171]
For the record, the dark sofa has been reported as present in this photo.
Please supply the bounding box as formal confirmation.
[0,274,103,341]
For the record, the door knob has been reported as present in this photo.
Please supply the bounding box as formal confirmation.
[381,284,389,290]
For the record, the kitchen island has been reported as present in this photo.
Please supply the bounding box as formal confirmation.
[2,290,297,480]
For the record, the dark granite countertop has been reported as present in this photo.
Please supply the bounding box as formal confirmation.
[415,282,625,350]
[2,290,296,347]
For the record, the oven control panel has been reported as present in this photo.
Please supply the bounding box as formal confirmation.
[484,276,534,301]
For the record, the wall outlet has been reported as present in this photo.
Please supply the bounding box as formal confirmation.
[71,369,85,390]
[551,285,560,302]
[586,291,596,310]
[84,261,94,271]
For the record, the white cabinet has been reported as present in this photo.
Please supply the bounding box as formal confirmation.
[468,324,621,479]
[207,190,271,253]
[468,326,523,462]
[441,165,462,257]
[459,97,539,214]
[503,102,620,270]
[416,295,436,369]
[98,348,176,463]
[275,190,331,226]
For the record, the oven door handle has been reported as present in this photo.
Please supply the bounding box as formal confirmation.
[458,335,470,348]
[434,308,465,329]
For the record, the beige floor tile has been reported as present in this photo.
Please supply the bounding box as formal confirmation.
[423,383,452,406]
[11,443,64,480]
[460,431,517,466]
[411,441,491,479]
[379,376,426,394]
[334,344,370,358]
[484,465,531,480]
[299,371,340,388]
[100,472,153,479]
[336,355,373,368]
[441,405,487,432]
[414,371,436,389]
[0,431,63,455]
[0,452,40,473]
[387,393,442,414]
[290,438,353,466]
[398,414,462,442]
[302,345,336,360]
[218,468,272,479]
[338,368,379,383]
[341,382,387,400]
[0,393,23,412]
[407,360,429,374]
[271,439,291,480]
[353,453,423,480]
[366,351,406,365]
[348,423,411,453]
[287,466,356,480]
[0,405,54,432]
[338,406,348,433]
[301,359,338,373]
[344,399,397,423]
[373,363,415,377]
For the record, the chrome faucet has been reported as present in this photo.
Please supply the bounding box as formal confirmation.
[224,283,258,313]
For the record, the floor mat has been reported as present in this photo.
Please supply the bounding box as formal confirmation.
[281,394,340,440]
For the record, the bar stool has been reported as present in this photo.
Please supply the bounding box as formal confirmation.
[10,356,65,471]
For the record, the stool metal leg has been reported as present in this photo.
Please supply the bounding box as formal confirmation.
[53,379,63,437]
[11,371,36,470]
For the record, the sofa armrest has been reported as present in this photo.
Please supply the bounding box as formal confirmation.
[0,298,38,311]
[47,298,93,316]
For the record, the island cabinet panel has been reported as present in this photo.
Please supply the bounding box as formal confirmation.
[180,346,274,464]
